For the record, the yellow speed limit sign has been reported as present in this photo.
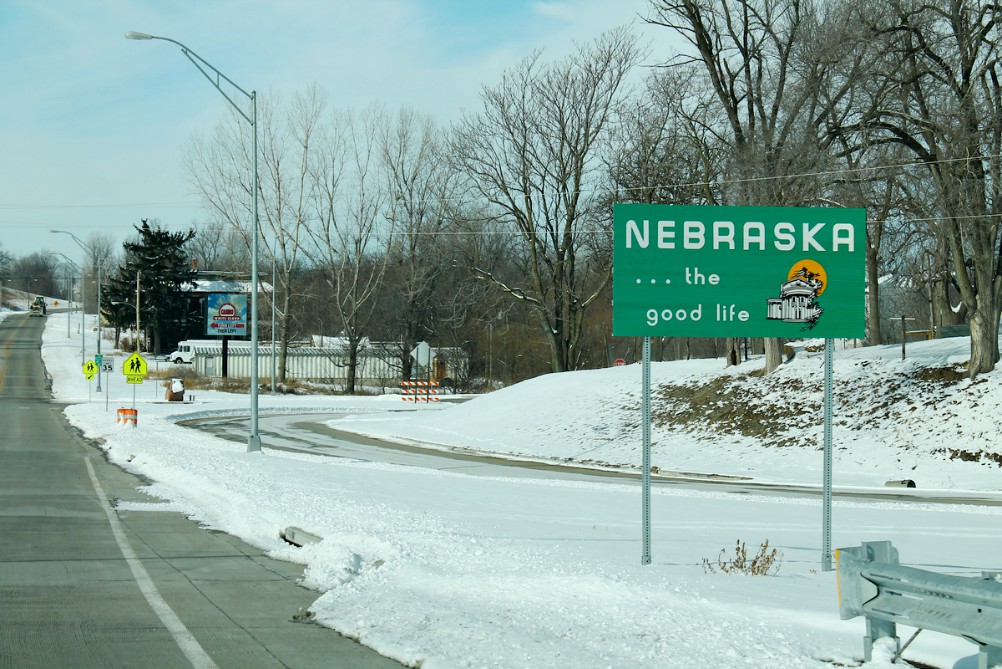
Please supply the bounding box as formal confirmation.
[82,359,98,380]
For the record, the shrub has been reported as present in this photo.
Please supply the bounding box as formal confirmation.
[702,540,781,576]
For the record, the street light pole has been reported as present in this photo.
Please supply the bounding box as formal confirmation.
[52,230,103,389]
[68,275,84,365]
[96,261,102,392]
[55,253,82,354]
[271,249,276,395]
[126,30,261,452]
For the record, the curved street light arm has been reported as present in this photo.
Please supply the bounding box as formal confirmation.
[125,32,254,124]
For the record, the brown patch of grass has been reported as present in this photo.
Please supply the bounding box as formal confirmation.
[644,362,982,452]
[652,375,804,447]
[914,365,967,385]
[935,447,1002,466]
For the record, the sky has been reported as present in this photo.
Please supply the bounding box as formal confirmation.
[11,297,1002,669]
[0,0,673,264]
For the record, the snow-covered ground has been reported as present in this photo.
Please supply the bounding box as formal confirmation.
[30,311,1002,668]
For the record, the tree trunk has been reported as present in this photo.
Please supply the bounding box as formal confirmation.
[346,341,359,394]
[539,308,568,373]
[724,337,740,367]
[866,235,882,345]
[279,337,290,388]
[278,283,291,383]
[763,338,783,373]
[968,308,1000,377]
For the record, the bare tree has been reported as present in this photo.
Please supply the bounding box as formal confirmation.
[377,108,459,379]
[606,66,728,362]
[452,28,642,373]
[305,106,393,394]
[186,87,325,383]
[858,0,1002,376]
[190,219,247,273]
[11,252,60,298]
[648,0,869,371]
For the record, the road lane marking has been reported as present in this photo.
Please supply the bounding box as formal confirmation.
[84,458,219,669]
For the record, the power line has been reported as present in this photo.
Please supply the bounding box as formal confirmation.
[0,151,997,235]
[0,201,200,210]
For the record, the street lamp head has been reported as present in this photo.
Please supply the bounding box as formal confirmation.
[124,31,154,40]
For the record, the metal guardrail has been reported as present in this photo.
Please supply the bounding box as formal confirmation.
[836,540,1002,668]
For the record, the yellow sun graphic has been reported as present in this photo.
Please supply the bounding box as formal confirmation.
[788,259,827,295]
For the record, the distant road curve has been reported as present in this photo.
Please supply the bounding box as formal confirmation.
[179,412,1002,507]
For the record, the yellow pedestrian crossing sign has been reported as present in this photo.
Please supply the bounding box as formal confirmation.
[122,352,148,376]
[82,360,98,380]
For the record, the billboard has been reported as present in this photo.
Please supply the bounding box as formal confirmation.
[612,204,866,338]
[205,293,248,336]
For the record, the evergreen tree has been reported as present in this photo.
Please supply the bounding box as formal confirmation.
[104,220,197,354]
[0,242,11,283]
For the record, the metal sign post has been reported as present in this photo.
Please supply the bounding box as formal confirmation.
[83,359,96,403]
[641,336,652,565]
[101,356,115,413]
[122,352,148,412]
[823,338,834,571]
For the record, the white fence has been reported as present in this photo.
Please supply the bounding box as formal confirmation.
[189,343,466,388]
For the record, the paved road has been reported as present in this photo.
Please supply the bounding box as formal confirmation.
[184,412,1002,508]
[0,314,403,669]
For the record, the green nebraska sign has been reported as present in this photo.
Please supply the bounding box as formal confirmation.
[612,204,867,338]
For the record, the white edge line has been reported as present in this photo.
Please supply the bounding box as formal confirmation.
[84,457,219,669]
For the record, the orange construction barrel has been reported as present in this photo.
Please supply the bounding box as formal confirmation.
[116,408,138,427]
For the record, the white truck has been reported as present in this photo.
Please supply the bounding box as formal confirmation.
[167,340,218,364]
[167,339,245,364]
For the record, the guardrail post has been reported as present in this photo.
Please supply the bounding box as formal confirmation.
[836,541,900,662]
[861,541,900,662]
[980,645,1002,669]
[864,617,898,662]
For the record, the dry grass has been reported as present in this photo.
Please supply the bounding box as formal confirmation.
[146,367,377,396]
[702,540,782,576]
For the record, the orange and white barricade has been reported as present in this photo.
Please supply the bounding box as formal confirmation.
[400,380,440,402]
